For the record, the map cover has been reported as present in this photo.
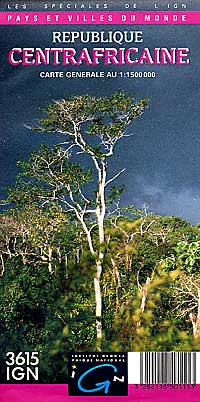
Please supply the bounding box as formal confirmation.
[0,0,200,401]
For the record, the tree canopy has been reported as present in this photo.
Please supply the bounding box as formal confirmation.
[1,92,200,382]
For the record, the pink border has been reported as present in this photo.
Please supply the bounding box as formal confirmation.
[0,11,199,24]
[0,384,200,402]
[1,5,200,402]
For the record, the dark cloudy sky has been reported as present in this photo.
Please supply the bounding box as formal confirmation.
[0,12,200,223]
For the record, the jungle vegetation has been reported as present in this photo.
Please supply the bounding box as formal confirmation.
[1,92,200,383]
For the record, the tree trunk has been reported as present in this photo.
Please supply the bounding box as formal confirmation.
[65,254,68,278]
[22,252,27,265]
[94,259,103,351]
[76,248,80,264]
[137,277,152,330]
[48,246,53,273]
[94,162,106,350]
[6,236,12,259]
[140,277,151,314]
[111,257,121,309]
[0,254,5,276]
[190,288,200,339]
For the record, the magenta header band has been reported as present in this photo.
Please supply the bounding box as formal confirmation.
[0,11,199,24]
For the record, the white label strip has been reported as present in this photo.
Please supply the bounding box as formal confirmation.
[128,352,140,384]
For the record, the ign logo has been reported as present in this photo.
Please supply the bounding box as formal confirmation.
[68,352,128,396]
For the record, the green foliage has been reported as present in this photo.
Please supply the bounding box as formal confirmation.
[1,92,200,382]
[0,255,96,382]
[175,239,200,273]
[108,270,194,352]
[106,186,125,206]
[6,145,92,209]
[35,92,148,158]
[1,211,200,380]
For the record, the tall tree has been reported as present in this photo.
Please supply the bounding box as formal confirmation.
[9,92,148,349]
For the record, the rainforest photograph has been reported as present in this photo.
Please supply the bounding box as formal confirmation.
[1,11,200,383]
[1,92,200,383]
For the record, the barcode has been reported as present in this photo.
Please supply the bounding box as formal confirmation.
[140,352,196,384]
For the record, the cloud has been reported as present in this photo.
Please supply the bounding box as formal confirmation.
[134,177,200,224]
